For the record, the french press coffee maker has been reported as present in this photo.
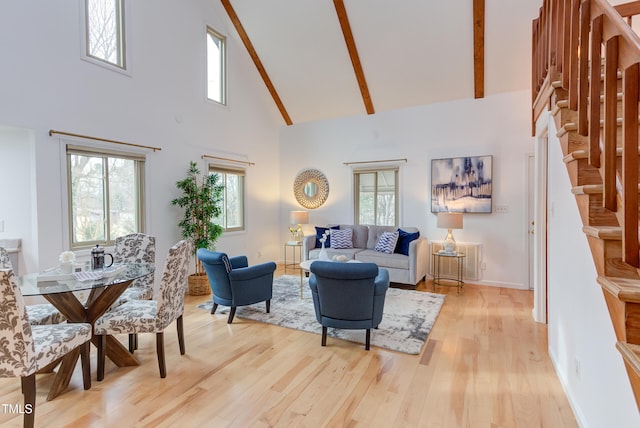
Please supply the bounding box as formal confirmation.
[91,244,114,270]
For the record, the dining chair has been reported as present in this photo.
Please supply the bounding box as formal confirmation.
[94,239,191,380]
[0,268,92,428]
[0,246,66,326]
[111,233,157,352]
[112,233,156,303]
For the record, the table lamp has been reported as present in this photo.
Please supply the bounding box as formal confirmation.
[288,210,309,243]
[437,212,463,254]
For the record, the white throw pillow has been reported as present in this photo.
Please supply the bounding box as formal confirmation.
[330,229,353,249]
[374,231,399,254]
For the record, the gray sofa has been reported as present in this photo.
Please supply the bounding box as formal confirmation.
[302,224,428,286]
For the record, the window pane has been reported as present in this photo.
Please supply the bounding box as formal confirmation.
[225,174,243,229]
[68,148,144,249]
[108,158,138,238]
[210,168,244,232]
[357,173,375,225]
[86,0,124,67]
[355,169,397,226]
[376,171,396,226]
[70,154,106,243]
[207,28,225,104]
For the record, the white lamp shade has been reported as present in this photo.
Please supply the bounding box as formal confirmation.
[437,212,463,229]
[290,210,309,225]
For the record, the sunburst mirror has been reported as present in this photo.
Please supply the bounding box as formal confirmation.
[293,168,329,209]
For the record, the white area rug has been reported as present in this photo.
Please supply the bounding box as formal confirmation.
[197,275,445,354]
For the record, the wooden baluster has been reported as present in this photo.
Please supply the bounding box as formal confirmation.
[569,0,581,110]
[550,0,559,73]
[533,19,539,103]
[604,36,619,212]
[558,0,566,77]
[590,15,603,168]
[563,0,571,89]
[578,0,590,136]
[543,0,549,79]
[622,63,640,267]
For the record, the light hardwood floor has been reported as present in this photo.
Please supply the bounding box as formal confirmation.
[0,268,577,427]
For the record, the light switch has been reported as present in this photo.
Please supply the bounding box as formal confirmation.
[495,205,509,214]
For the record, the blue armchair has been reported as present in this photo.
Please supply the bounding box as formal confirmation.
[197,249,277,323]
[309,261,390,350]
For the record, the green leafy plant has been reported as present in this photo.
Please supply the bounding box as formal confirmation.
[171,161,224,274]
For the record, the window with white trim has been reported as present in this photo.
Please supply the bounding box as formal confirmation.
[83,0,127,70]
[206,27,226,104]
[354,168,398,226]
[209,165,244,231]
[67,145,145,249]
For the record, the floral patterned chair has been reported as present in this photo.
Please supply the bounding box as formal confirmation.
[113,233,156,303]
[0,246,66,326]
[110,233,156,352]
[0,268,92,428]
[94,239,191,380]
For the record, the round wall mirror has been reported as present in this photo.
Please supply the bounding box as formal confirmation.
[294,169,329,209]
[304,182,318,198]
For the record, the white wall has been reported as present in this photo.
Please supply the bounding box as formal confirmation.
[545,114,640,426]
[0,126,36,274]
[280,90,534,289]
[0,0,282,275]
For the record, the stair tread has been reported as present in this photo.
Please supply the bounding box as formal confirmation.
[598,276,640,302]
[617,341,640,376]
[563,150,588,163]
[572,184,603,195]
[572,183,640,194]
[583,225,622,240]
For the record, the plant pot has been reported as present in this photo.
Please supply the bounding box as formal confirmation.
[188,273,211,296]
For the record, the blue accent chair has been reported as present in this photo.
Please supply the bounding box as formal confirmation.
[309,261,390,350]
[197,249,277,323]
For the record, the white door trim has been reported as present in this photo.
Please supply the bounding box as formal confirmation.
[533,111,549,324]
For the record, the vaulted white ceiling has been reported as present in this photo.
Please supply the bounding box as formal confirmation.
[224,0,542,125]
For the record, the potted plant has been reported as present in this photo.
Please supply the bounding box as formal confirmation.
[171,161,224,295]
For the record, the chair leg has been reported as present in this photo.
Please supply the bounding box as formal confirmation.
[97,335,106,381]
[156,332,166,378]
[129,334,136,353]
[80,341,91,390]
[321,326,327,346]
[210,302,218,315]
[266,299,270,313]
[365,329,371,351]
[21,374,35,428]
[227,307,236,323]
[177,315,185,355]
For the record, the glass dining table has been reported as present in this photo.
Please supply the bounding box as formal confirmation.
[17,263,154,399]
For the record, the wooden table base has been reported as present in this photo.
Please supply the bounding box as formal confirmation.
[40,279,140,399]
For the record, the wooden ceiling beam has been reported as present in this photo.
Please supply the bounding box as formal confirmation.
[220,0,293,125]
[333,0,375,115]
[473,0,485,99]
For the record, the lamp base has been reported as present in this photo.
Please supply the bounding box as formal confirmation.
[442,229,457,254]
[289,226,301,242]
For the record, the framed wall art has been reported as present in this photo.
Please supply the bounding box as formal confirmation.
[431,155,492,213]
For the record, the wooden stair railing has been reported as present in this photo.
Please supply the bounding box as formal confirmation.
[533,0,640,412]
[534,0,640,268]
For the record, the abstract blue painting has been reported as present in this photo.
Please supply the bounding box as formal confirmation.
[431,155,492,213]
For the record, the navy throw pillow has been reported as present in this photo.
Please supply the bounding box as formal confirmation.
[394,228,420,255]
[315,226,339,248]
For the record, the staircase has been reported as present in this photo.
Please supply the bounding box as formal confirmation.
[533,0,640,411]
